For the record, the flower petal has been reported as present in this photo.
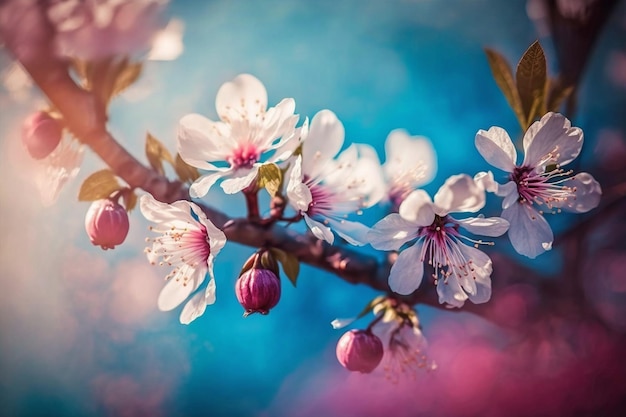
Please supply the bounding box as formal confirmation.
[458,244,492,304]
[388,242,424,295]
[475,126,517,172]
[433,174,485,214]
[497,181,519,209]
[455,216,510,237]
[474,171,499,193]
[157,264,206,311]
[189,171,225,198]
[398,189,436,226]
[552,172,601,213]
[179,290,207,325]
[140,194,195,224]
[502,202,554,258]
[286,156,313,212]
[178,113,233,168]
[215,74,268,121]
[368,213,420,251]
[437,275,467,308]
[331,317,356,329]
[220,166,259,194]
[302,109,344,179]
[384,129,437,188]
[523,112,583,168]
[304,214,334,244]
[327,218,370,246]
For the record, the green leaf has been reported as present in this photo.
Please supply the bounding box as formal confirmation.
[78,169,122,201]
[516,41,547,128]
[145,133,174,175]
[270,248,300,287]
[355,295,386,320]
[257,163,282,198]
[485,48,526,129]
[174,153,200,184]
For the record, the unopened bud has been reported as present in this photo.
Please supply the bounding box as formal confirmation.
[235,267,281,316]
[336,329,384,373]
[22,111,63,159]
[85,199,130,250]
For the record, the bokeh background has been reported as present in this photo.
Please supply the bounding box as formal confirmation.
[1,0,626,416]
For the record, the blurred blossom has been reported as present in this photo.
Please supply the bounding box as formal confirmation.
[475,112,601,258]
[383,129,437,207]
[140,194,226,324]
[48,0,169,60]
[287,110,381,245]
[147,18,184,61]
[178,73,299,197]
[21,110,63,160]
[594,129,626,172]
[607,51,626,88]
[1,61,34,102]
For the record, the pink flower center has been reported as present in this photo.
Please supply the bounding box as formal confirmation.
[306,182,336,217]
[510,165,576,210]
[228,143,260,169]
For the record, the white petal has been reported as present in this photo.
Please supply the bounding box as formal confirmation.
[458,244,492,304]
[140,194,194,224]
[220,166,259,194]
[437,275,467,308]
[433,174,485,214]
[327,218,370,246]
[496,181,519,209]
[523,112,583,168]
[384,129,437,188]
[178,113,232,168]
[157,264,206,311]
[331,317,355,329]
[189,172,225,198]
[455,216,510,237]
[260,98,298,150]
[368,213,420,251]
[389,242,424,295]
[502,202,554,258]
[179,290,207,325]
[398,189,436,226]
[304,214,334,244]
[215,74,268,121]
[286,156,313,212]
[474,171,499,193]
[475,126,517,172]
[204,275,217,305]
[552,172,601,213]
[302,109,344,179]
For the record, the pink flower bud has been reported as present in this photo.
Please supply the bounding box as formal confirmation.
[85,199,130,250]
[235,268,281,316]
[22,111,63,160]
[336,329,384,373]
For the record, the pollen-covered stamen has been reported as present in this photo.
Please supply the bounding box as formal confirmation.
[511,164,577,210]
[416,215,490,285]
[228,143,260,169]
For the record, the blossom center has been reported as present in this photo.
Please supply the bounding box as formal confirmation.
[307,182,335,217]
[510,165,576,210]
[229,143,260,169]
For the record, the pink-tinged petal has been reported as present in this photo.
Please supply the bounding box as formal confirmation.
[552,172,602,213]
[475,126,517,172]
[302,109,344,179]
[389,242,424,295]
[368,213,420,251]
[455,216,509,237]
[348,143,386,207]
[327,218,370,246]
[399,190,436,226]
[179,290,207,325]
[220,166,259,194]
[433,174,485,214]
[35,136,84,206]
[384,129,437,188]
[523,112,583,168]
[188,204,226,255]
[157,264,206,311]
[437,275,467,308]
[304,214,334,244]
[140,194,194,224]
[178,113,233,168]
[189,172,225,198]
[502,202,554,258]
[458,244,493,304]
[474,171,499,193]
[496,181,519,209]
[215,74,268,121]
[286,156,313,212]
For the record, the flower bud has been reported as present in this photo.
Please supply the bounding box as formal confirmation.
[336,329,384,373]
[85,199,130,250]
[235,267,281,316]
[22,111,63,160]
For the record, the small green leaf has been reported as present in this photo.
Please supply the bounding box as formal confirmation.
[485,48,526,129]
[270,248,300,287]
[174,153,200,184]
[78,169,122,201]
[516,41,547,128]
[355,295,386,320]
[145,132,174,175]
[257,163,283,198]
